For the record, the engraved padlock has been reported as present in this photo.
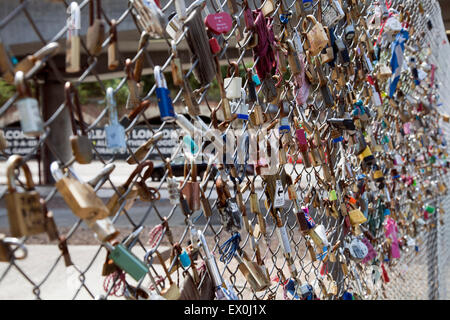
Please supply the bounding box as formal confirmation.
[155,65,176,122]
[65,82,93,164]
[224,61,242,100]
[51,162,109,220]
[105,87,126,152]
[14,71,44,136]
[5,155,46,237]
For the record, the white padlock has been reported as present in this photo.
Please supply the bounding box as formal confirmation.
[224,62,242,100]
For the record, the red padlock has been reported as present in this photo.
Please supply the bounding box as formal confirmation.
[209,37,221,54]
[205,12,233,35]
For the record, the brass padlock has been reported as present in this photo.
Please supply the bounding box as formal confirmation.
[86,0,105,56]
[302,15,329,56]
[51,162,109,220]
[5,155,46,237]
[65,82,93,164]
[180,159,200,212]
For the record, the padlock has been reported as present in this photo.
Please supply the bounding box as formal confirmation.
[51,162,109,220]
[155,65,176,122]
[14,71,44,136]
[235,88,249,121]
[154,250,181,299]
[5,155,46,237]
[224,62,242,100]
[105,87,126,152]
[131,0,167,38]
[320,27,334,64]
[104,242,148,282]
[0,234,27,262]
[344,11,355,43]
[126,131,163,164]
[263,75,279,104]
[180,159,200,212]
[295,127,312,168]
[66,2,81,73]
[250,104,265,126]
[125,59,141,110]
[261,0,275,16]
[41,199,59,241]
[107,19,119,71]
[14,42,60,75]
[65,82,93,164]
[106,161,153,216]
[287,40,302,75]
[302,15,329,56]
[85,216,119,242]
[165,159,180,206]
[236,250,271,292]
[335,37,350,66]
[86,0,105,56]
[322,0,345,27]
[216,176,241,232]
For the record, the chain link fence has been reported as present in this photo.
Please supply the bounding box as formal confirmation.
[0,0,449,300]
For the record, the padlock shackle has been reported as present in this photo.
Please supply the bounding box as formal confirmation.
[33,42,60,61]
[89,0,102,26]
[123,160,154,189]
[14,71,32,98]
[6,155,35,193]
[226,61,239,78]
[154,65,167,88]
[1,236,28,260]
[65,82,87,136]
[302,15,319,32]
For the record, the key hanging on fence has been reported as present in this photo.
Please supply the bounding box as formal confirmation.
[14,71,44,136]
[66,2,80,73]
[65,82,93,164]
[86,0,105,56]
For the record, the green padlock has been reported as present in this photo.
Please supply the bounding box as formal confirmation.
[105,243,148,281]
[425,205,435,214]
[329,190,337,201]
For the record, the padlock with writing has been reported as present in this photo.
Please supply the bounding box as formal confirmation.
[224,62,242,100]
[65,82,93,164]
[66,2,80,73]
[155,65,176,122]
[132,0,167,38]
[322,0,345,27]
[105,87,126,152]
[51,162,109,220]
[14,71,44,136]
[86,0,105,56]
[5,155,46,237]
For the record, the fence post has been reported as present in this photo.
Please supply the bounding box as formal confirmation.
[41,69,71,184]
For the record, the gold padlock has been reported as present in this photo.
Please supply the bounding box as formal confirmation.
[0,234,27,262]
[51,162,109,220]
[5,155,46,237]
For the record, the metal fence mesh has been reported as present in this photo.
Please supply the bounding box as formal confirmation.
[1,0,450,300]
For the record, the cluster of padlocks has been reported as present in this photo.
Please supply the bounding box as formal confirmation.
[1,0,450,300]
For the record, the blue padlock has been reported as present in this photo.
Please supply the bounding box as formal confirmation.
[154,65,176,122]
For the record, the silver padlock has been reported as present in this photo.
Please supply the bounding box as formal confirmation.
[224,62,242,100]
[14,71,44,136]
[105,87,127,153]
